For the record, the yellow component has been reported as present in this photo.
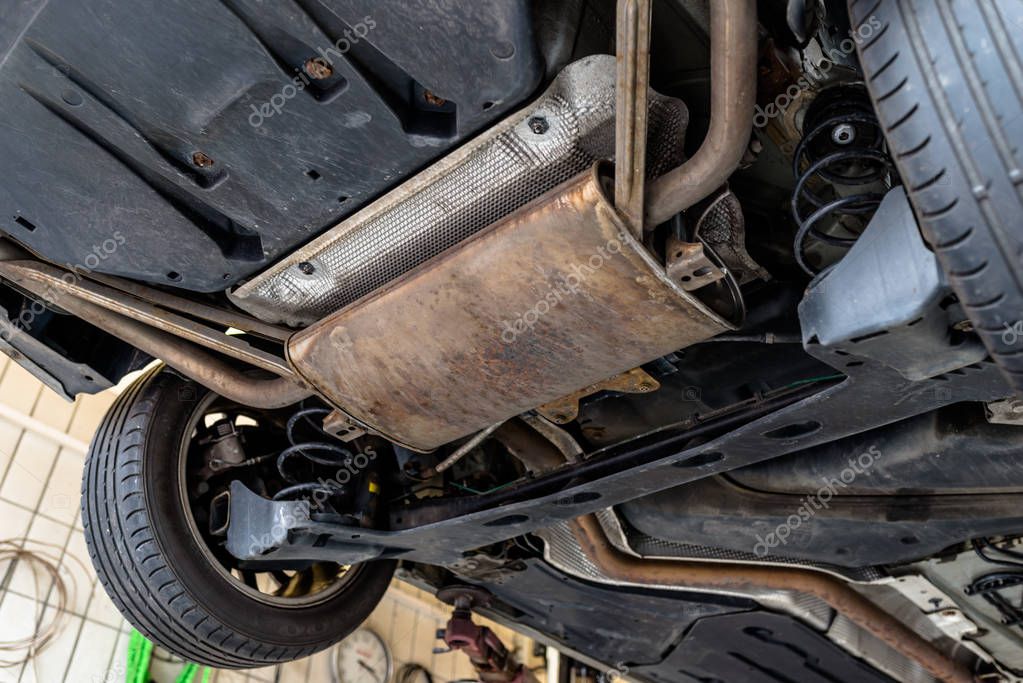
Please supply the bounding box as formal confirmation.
[368,481,380,494]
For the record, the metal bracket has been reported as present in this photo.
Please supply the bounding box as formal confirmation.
[986,398,1023,426]
[225,481,387,564]
[536,367,660,424]
[665,239,727,291]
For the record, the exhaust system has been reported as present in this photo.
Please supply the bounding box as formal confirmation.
[288,164,736,451]
[0,6,975,678]
[0,2,758,429]
[285,0,757,452]
[0,243,311,409]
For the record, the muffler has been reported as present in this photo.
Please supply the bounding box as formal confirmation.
[283,0,758,452]
[287,164,738,451]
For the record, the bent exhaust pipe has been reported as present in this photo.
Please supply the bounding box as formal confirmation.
[0,249,311,410]
[568,515,974,683]
[644,0,758,226]
[54,297,312,409]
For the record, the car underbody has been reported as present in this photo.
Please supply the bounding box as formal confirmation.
[2,0,1023,680]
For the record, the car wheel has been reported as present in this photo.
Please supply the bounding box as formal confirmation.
[82,366,395,668]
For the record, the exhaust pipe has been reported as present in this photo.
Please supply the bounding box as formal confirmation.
[0,245,311,410]
[568,515,974,683]
[645,0,759,226]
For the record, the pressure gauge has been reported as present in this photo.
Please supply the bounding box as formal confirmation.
[331,628,393,683]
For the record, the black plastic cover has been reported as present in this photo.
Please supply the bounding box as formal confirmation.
[637,612,894,683]
[0,0,542,291]
[620,408,1023,568]
[472,561,892,683]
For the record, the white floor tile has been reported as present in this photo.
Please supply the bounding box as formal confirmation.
[84,580,126,630]
[306,649,335,683]
[7,520,70,598]
[248,665,280,681]
[0,499,34,540]
[0,592,41,669]
[276,657,313,683]
[0,433,59,510]
[22,610,82,683]
[40,450,82,527]
[212,668,251,682]
[0,418,24,486]
[65,620,119,683]
[57,530,94,617]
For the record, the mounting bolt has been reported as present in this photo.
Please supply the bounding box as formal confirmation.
[298,261,316,275]
[304,57,333,80]
[831,123,857,146]
[192,151,215,168]
[423,90,447,107]
[528,116,549,135]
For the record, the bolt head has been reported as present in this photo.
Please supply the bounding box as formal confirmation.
[528,116,550,135]
[423,90,447,107]
[831,123,857,146]
[298,261,316,275]
[304,57,333,80]
[192,151,214,168]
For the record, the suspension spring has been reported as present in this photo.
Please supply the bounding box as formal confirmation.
[791,93,895,275]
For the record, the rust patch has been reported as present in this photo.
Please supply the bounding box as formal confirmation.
[537,367,659,424]
[304,57,334,80]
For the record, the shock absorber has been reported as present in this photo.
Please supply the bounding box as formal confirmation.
[791,87,895,275]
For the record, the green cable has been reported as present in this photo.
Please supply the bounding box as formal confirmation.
[175,663,197,683]
[451,480,518,495]
[174,662,213,683]
[784,373,845,389]
[126,629,210,683]
[126,630,153,683]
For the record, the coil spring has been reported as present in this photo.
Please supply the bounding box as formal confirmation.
[791,97,894,275]
[273,405,351,501]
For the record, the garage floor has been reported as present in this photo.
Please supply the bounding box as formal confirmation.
[0,357,532,683]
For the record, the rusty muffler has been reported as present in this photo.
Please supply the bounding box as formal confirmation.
[286,0,755,451]
[288,164,738,451]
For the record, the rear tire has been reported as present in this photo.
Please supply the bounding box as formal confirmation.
[851,0,1023,393]
[82,366,395,668]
